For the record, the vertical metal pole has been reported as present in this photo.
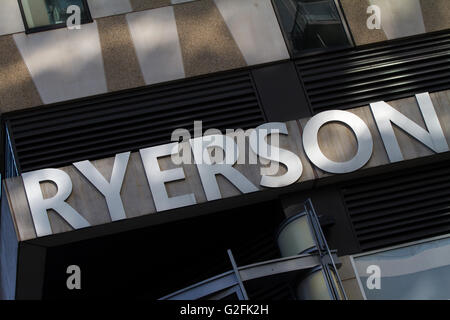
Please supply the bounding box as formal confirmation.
[227,249,249,300]
[305,199,348,300]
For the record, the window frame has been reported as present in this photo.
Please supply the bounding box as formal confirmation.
[17,0,93,34]
[350,233,450,300]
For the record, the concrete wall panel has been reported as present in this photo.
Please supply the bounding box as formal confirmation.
[214,0,290,65]
[173,0,246,77]
[87,0,133,18]
[97,15,145,91]
[341,0,450,45]
[13,22,108,104]
[0,35,43,113]
[126,7,186,85]
[0,0,25,36]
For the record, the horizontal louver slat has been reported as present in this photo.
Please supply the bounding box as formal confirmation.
[6,71,265,172]
[341,161,450,251]
[296,31,450,113]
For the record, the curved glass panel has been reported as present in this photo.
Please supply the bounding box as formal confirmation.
[277,214,316,257]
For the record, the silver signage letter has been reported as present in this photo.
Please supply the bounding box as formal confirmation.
[370,92,449,162]
[303,110,373,174]
[250,122,303,188]
[22,169,90,237]
[140,143,196,212]
[190,135,258,201]
[73,152,130,221]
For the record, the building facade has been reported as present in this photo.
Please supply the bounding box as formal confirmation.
[0,0,450,300]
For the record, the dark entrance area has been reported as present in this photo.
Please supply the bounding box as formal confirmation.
[40,200,286,299]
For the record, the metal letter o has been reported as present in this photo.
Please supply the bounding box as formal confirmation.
[303,110,373,174]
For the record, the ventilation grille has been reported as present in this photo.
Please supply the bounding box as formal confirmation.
[296,30,450,113]
[341,160,450,251]
[6,71,265,173]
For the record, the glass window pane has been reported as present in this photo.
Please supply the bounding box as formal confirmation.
[20,0,89,29]
[353,236,450,300]
[273,0,351,55]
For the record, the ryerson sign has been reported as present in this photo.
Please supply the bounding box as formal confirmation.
[20,93,449,237]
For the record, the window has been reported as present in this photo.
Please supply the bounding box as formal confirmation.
[272,0,352,55]
[18,0,92,33]
[352,235,450,300]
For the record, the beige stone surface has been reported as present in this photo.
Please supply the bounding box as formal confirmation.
[340,0,387,45]
[420,0,450,33]
[386,95,436,161]
[341,278,365,300]
[87,0,133,19]
[0,35,42,113]
[429,90,450,147]
[214,0,289,65]
[13,22,108,105]
[338,255,358,281]
[130,0,171,11]
[341,0,450,45]
[97,15,145,92]
[126,6,186,85]
[120,152,159,218]
[173,0,246,77]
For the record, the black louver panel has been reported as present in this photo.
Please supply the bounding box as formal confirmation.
[341,160,450,251]
[6,71,265,173]
[296,30,450,113]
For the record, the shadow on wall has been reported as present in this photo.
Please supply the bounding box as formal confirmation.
[342,0,450,45]
[12,22,108,106]
[173,0,247,77]
[0,35,42,113]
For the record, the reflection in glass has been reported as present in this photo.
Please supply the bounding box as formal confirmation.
[353,235,450,300]
[277,209,346,300]
[20,0,89,30]
[273,0,351,55]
